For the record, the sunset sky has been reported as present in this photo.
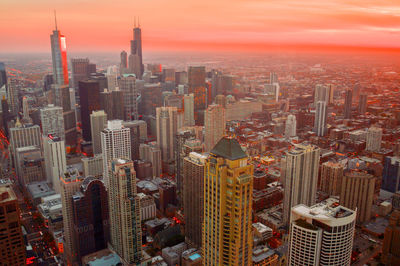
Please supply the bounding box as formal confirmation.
[1,0,400,53]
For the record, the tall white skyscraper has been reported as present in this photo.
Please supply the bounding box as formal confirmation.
[366,126,382,152]
[285,114,297,138]
[314,101,327,137]
[40,104,65,141]
[283,144,320,224]
[90,110,107,155]
[204,104,226,152]
[314,84,331,105]
[183,93,195,126]
[50,20,69,86]
[119,74,138,120]
[288,202,356,266]
[156,106,178,163]
[43,134,67,193]
[101,120,131,187]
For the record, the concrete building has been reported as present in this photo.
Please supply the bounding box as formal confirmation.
[139,142,162,178]
[119,74,138,120]
[122,120,147,160]
[182,249,202,266]
[90,110,107,155]
[82,154,103,178]
[366,126,382,152]
[15,146,45,187]
[314,84,331,105]
[283,144,320,224]
[359,94,367,114]
[344,89,352,119]
[43,134,67,193]
[252,223,273,243]
[204,104,226,152]
[288,202,356,266]
[162,242,187,266]
[138,193,156,221]
[41,104,65,141]
[319,161,344,196]
[225,99,263,121]
[382,156,400,193]
[203,137,253,265]
[382,210,400,265]
[9,124,41,168]
[284,114,296,138]
[314,101,327,136]
[156,106,178,163]
[183,94,195,126]
[340,170,375,223]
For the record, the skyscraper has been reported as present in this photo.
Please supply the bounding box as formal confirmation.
[129,21,144,79]
[119,74,138,120]
[382,156,400,193]
[366,126,382,152]
[344,89,352,119]
[101,120,131,187]
[203,137,253,265]
[156,106,178,163]
[314,101,327,137]
[183,93,195,126]
[188,66,207,124]
[72,177,110,262]
[0,62,7,90]
[314,84,331,105]
[319,161,344,196]
[359,94,367,114]
[40,104,65,141]
[283,144,320,224]
[71,58,90,89]
[340,170,375,223]
[15,146,45,187]
[122,120,146,160]
[50,15,69,85]
[108,159,142,264]
[139,142,162,178]
[0,184,25,265]
[112,89,125,120]
[284,114,296,138]
[120,50,128,71]
[90,110,107,155]
[43,134,67,193]
[288,202,356,265]
[204,104,226,152]
[382,210,400,265]
[9,124,41,168]
[79,80,101,141]
[183,152,206,248]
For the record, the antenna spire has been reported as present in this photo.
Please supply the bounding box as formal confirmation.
[54,10,58,30]
[134,16,136,28]
[138,16,140,28]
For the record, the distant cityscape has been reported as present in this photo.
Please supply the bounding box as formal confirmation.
[1,8,400,266]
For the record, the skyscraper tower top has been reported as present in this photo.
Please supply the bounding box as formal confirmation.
[50,11,68,85]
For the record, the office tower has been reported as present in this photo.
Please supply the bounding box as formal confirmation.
[60,167,84,264]
[344,89,352,119]
[359,94,367,114]
[204,104,226,152]
[7,78,19,116]
[139,142,162,178]
[43,134,67,193]
[1,97,10,137]
[79,80,101,141]
[82,154,103,178]
[129,21,144,79]
[50,17,69,85]
[9,124,41,168]
[163,68,175,82]
[71,58,90,89]
[112,89,125,120]
[284,114,296,138]
[211,70,222,100]
[183,152,206,248]
[108,159,142,264]
[120,50,128,70]
[90,110,107,155]
[283,144,320,224]
[288,202,356,266]
[21,96,32,123]
[101,120,131,187]
[100,90,113,118]
[203,137,253,265]
[340,170,375,223]
[382,156,400,193]
[314,101,327,137]
[138,83,163,116]
[183,94,195,126]
[188,66,207,121]
[43,73,54,91]
[15,146,45,187]
[40,104,65,140]
[0,185,25,265]
[319,161,344,196]
[156,106,178,163]
[122,120,146,160]
[119,74,138,120]
[366,126,382,152]
[0,62,7,89]
[72,177,110,262]
[382,210,400,265]
[314,84,331,105]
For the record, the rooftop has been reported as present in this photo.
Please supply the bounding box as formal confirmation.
[210,137,247,160]
[0,185,16,203]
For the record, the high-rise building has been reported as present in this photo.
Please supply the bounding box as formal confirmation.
[101,120,131,187]
[0,184,26,265]
[156,106,178,163]
[382,156,400,193]
[108,159,142,264]
[79,80,101,141]
[382,210,400,265]
[122,120,146,160]
[129,22,144,79]
[183,94,195,126]
[60,167,84,264]
[204,104,226,152]
[340,170,375,223]
[71,58,90,90]
[15,146,45,187]
[112,89,125,120]
[9,124,41,168]
[284,114,296,138]
[72,177,110,262]
[7,78,19,116]
[366,126,382,152]
[43,134,67,193]
[319,161,344,196]
[119,74,138,120]
[203,137,253,265]
[82,154,103,178]
[120,51,128,71]
[344,89,352,119]
[0,62,7,90]
[314,84,331,105]
[188,66,207,123]
[139,142,162,178]
[40,104,65,141]
[183,152,206,248]
[50,18,69,85]
[314,101,327,137]
[359,94,367,114]
[283,144,320,224]
[288,202,356,266]
[90,110,107,155]
[99,90,113,118]
[21,96,32,123]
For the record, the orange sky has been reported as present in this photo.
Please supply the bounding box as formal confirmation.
[1,0,400,53]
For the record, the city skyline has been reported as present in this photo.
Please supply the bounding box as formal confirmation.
[2,0,400,53]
